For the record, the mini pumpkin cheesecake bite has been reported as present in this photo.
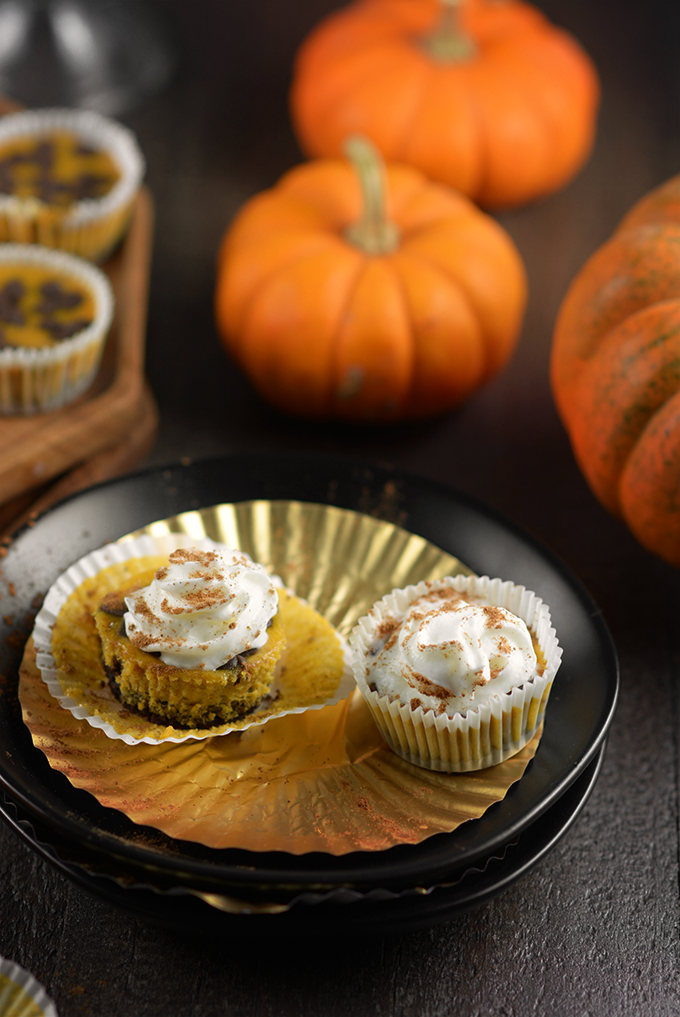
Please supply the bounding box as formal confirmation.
[90,546,288,729]
[350,574,562,772]
[39,535,353,741]
[0,243,113,414]
[0,107,144,260]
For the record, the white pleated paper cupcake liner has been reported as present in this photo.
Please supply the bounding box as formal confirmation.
[350,574,563,772]
[0,955,58,1017]
[0,244,113,414]
[32,533,354,745]
[0,107,144,260]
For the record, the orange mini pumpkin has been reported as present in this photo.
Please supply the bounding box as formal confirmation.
[215,137,527,422]
[551,175,680,568]
[289,0,600,210]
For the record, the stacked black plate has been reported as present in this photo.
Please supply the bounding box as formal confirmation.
[0,453,618,936]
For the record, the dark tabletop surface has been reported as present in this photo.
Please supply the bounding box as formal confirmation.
[1,2,679,1015]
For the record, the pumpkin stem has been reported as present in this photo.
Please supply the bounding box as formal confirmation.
[422,0,476,63]
[344,135,400,256]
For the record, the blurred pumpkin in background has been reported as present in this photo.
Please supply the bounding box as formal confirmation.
[214,137,527,422]
[289,0,599,210]
[551,175,680,568]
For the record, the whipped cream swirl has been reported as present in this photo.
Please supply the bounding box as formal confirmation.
[124,546,278,670]
[366,587,537,713]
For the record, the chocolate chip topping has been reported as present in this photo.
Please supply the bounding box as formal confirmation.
[73,171,115,199]
[0,279,26,325]
[37,281,84,314]
[33,141,55,170]
[0,273,92,344]
[219,647,257,670]
[99,592,127,616]
[0,136,117,205]
[41,317,92,340]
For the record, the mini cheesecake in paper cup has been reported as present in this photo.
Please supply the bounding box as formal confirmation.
[32,531,355,745]
[350,574,562,773]
[0,955,58,1017]
[0,243,113,414]
[0,106,144,261]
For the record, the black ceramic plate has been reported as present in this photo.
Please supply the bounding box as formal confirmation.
[0,743,606,936]
[0,452,618,896]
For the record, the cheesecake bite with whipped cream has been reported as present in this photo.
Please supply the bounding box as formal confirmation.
[363,585,541,718]
[350,575,562,772]
[94,546,286,729]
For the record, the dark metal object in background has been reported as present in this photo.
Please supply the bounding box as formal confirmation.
[0,0,175,114]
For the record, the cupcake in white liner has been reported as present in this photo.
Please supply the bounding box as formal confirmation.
[0,243,114,414]
[0,955,58,1017]
[0,107,145,261]
[350,574,562,772]
[32,532,354,745]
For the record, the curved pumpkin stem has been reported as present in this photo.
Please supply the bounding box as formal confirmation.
[422,0,476,63]
[344,135,400,256]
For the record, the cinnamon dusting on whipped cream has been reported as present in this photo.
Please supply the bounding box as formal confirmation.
[363,582,538,716]
[122,546,278,671]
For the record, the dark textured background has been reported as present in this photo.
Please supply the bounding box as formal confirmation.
[1,2,679,1014]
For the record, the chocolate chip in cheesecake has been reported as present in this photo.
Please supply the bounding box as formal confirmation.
[0,151,29,168]
[219,647,257,670]
[0,279,26,325]
[34,177,73,205]
[0,162,12,193]
[41,317,92,341]
[37,280,84,314]
[99,592,127,616]
[31,141,55,170]
[1,279,25,303]
[74,141,98,157]
[73,172,115,200]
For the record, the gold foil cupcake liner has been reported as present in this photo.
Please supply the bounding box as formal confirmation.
[33,532,355,744]
[0,107,144,261]
[350,574,562,772]
[20,501,543,853]
[0,244,114,414]
[20,651,542,853]
[0,955,58,1017]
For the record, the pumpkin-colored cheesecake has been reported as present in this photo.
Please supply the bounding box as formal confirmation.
[85,546,288,729]
[0,243,113,414]
[92,580,288,730]
[0,107,144,261]
[43,538,351,741]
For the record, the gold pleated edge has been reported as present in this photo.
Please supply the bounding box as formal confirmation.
[0,956,58,1017]
[16,500,552,855]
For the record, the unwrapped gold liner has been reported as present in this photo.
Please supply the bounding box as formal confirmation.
[36,535,354,744]
[20,501,544,855]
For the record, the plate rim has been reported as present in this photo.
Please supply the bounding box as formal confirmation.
[0,742,607,933]
[0,451,619,892]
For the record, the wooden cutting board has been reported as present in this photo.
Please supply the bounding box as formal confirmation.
[0,181,158,534]
[0,93,159,535]
[0,381,158,536]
